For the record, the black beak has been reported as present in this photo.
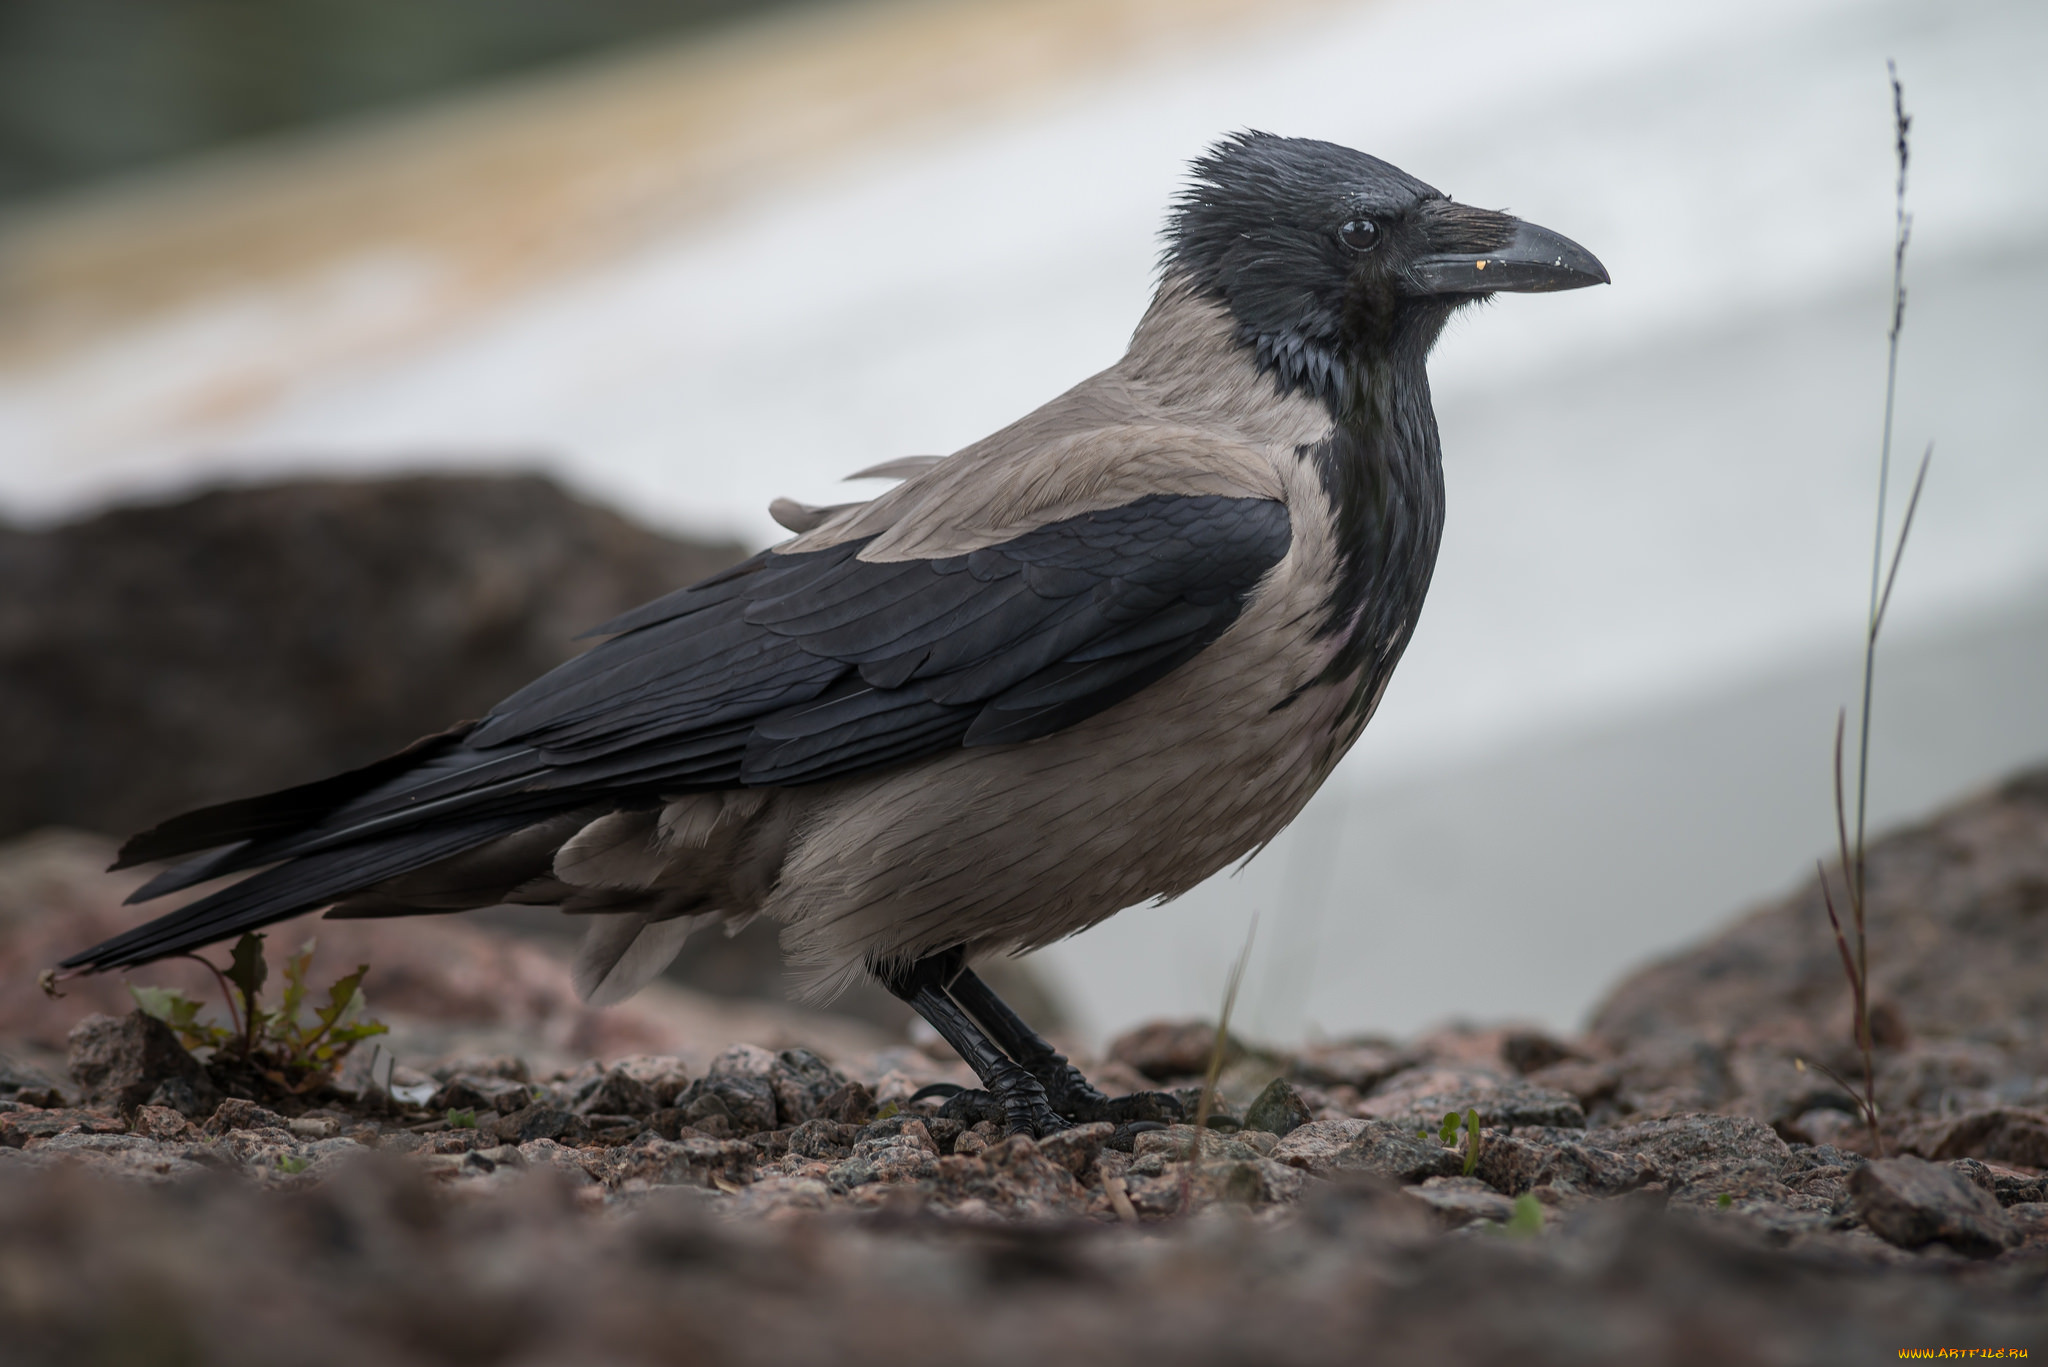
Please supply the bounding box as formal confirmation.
[1410,217,1609,296]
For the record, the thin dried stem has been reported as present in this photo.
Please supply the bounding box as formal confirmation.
[1823,62,1919,1160]
[1872,443,1934,637]
[1855,59,1915,911]
[178,951,244,1041]
[1194,911,1260,1139]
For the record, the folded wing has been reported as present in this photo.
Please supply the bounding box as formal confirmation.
[65,491,1289,972]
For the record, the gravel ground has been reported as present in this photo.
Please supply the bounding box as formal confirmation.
[3,767,2047,1363]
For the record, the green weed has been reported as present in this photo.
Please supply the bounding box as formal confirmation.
[130,931,388,1095]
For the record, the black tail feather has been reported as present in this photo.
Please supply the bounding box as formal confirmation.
[112,721,478,871]
[67,812,530,973]
[123,842,256,905]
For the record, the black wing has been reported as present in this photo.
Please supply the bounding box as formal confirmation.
[67,492,1288,970]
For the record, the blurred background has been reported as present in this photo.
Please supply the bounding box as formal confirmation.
[1,0,2042,1047]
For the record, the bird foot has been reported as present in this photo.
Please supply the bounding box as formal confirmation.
[1040,1062,1184,1126]
[910,1065,1182,1138]
[916,1067,1067,1138]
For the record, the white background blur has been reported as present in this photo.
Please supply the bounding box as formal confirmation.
[3,0,2044,1043]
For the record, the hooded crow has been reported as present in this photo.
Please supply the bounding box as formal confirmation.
[61,132,1607,1136]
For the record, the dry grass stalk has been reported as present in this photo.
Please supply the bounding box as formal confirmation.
[1806,61,1934,1156]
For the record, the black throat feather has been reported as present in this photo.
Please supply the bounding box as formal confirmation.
[1300,306,1449,727]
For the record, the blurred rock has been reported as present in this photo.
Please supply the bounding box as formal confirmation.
[1360,1078,1586,1132]
[436,1073,534,1116]
[1588,1114,1792,1207]
[1590,764,2048,1107]
[1474,1132,1661,1199]
[1408,1175,1516,1228]
[65,1010,216,1113]
[1851,1156,2021,1258]
[1898,1108,2048,1169]
[0,475,745,842]
[1268,1117,1463,1184]
[1289,1039,1407,1091]
[1107,1019,1244,1081]
[1242,1076,1312,1138]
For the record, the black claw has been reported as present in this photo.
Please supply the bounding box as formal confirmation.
[936,1088,1003,1125]
[1107,1120,1170,1152]
[910,1082,968,1103]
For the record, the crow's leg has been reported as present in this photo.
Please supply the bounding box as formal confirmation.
[947,967,1183,1126]
[878,948,1065,1138]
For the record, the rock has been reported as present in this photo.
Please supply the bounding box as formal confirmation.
[144,1076,211,1118]
[1963,1161,2048,1208]
[1409,1175,1517,1227]
[0,1107,126,1148]
[0,474,743,842]
[1875,1041,2011,1115]
[1602,1033,1731,1119]
[767,1048,850,1126]
[0,1054,59,1099]
[570,1068,658,1118]
[1903,1108,2048,1168]
[436,1073,534,1116]
[1523,1059,1620,1108]
[606,1055,691,1107]
[832,1119,941,1191]
[1269,1117,1461,1184]
[64,1011,216,1113]
[1107,1020,1244,1081]
[814,1081,878,1127]
[785,1119,857,1161]
[492,1106,591,1147]
[1360,1077,1585,1131]
[976,1135,1088,1212]
[1777,1145,1867,1211]
[685,1047,780,1133]
[593,1135,755,1191]
[2008,1204,2048,1249]
[1501,1031,1586,1075]
[1037,1122,1114,1176]
[1475,1133,1660,1198]
[1724,1050,1861,1129]
[18,1132,220,1183]
[1291,1040,1407,1091]
[1132,1126,1269,1164]
[516,1139,601,1187]
[433,1055,531,1084]
[854,1115,938,1154]
[707,1044,777,1078]
[1590,1114,1791,1205]
[1242,1077,1313,1138]
[1850,1156,2021,1258]
[1590,766,2048,1090]
[133,1105,199,1142]
[1270,1118,1370,1173]
[203,1099,291,1136]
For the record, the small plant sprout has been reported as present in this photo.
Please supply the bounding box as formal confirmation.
[129,932,389,1095]
[1503,1194,1544,1238]
[447,1108,478,1130]
[1439,1109,1483,1173]
[275,1154,311,1175]
[1717,1193,1734,1210]
[1809,61,1933,1158]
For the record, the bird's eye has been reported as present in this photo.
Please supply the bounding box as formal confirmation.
[1339,219,1380,252]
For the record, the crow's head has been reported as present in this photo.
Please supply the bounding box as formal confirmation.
[1164,131,1607,401]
